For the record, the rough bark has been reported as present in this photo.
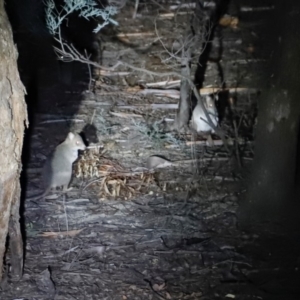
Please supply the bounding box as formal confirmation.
[239,0,300,230]
[0,0,27,280]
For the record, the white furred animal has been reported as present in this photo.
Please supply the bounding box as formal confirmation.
[28,132,86,200]
[191,95,218,133]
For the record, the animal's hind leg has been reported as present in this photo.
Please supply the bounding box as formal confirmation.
[62,184,72,192]
[206,134,214,147]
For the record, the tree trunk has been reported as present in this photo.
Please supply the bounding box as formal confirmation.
[239,0,300,230]
[0,0,27,280]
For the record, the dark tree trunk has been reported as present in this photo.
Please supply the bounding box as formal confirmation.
[239,0,300,230]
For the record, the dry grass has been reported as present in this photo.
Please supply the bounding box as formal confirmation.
[75,147,155,200]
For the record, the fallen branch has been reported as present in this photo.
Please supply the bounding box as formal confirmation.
[116,104,178,110]
[159,11,192,18]
[109,111,143,118]
[146,80,180,88]
[40,119,84,124]
[125,86,258,99]
[164,138,252,148]
[147,156,232,170]
[116,32,155,37]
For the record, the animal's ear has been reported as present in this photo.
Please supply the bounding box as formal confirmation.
[67,132,75,140]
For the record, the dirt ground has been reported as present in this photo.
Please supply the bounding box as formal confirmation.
[1,1,300,299]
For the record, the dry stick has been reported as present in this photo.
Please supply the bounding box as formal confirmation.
[116,32,155,37]
[109,111,143,118]
[116,104,178,109]
[125,86,256,99]
[90,109,96,124]
[84,49,93,92]
[185,139,251,147]
[125,87,180,98]
[151,157,231,170]
[170,3,197,10]
[132,0,139,19]
[95,70,130,76]
[232,119,242,167]
[40,119,84,124]
[146,80,181,87]
[159,11,191,18]
[240,5,275,12]
[62,194,69,233]
[236,110,249,165]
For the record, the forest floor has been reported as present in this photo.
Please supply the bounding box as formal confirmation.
[1,1,300,299]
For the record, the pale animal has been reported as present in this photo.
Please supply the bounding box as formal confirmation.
[28,132,86,200]
[191,95,218,133]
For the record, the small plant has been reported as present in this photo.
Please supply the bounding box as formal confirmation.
[132,119,184,149]
[45,0,119,35]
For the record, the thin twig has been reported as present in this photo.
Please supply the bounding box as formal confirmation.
[63,194,69,233]
[132,0,139,19]
[84,49,93,92]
